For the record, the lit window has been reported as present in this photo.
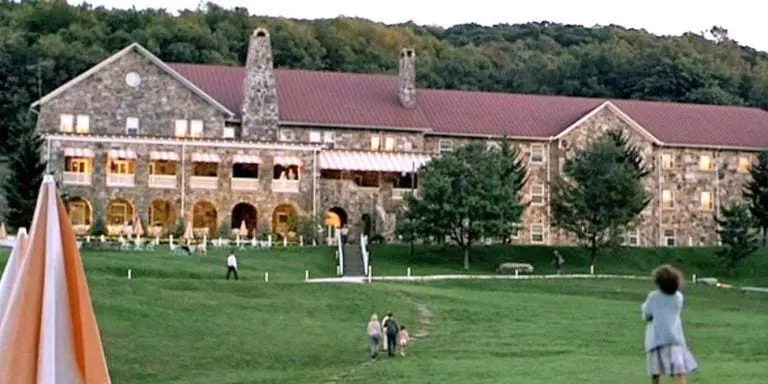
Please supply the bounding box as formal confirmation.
[384,137,396,151]
[531,184,545,205]
[664,229,676,247]
[438,139,453,153]
[190,120,204,138]
[309,131,322,143]
[530,144,545,163]
[699,155,713,171]
[661,153,674,169]
[371,136,381,150]
[531,225,545,243]
[700,191,713,211]
[738,157,751,173]
[662,189,674,209]
[59,114,74,132]
[174,120,188,137]
[75,115,90,134]
[125,117,139,136]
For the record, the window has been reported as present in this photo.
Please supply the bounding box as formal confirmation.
[384,137,396,151]
[531,184,545,205]
[699,154,713,171]
[622,229,640,246]
[323,131,335,143]
[530,144,545,163]
[664,229,676,247]
[109,159,132,174]
[65,158,90,173]
[738,156,751,173]
[69,201,89,226]
[174,120,188,137]
[75,115,90,134]
[189,120,204,138]
[403,141,413,151]
[661,153,674,169]
[108,202,130,226]
[662,189,674,209]
[309,131,322,143]
[59,114,74,132]
[438,139,453,153]
[223,127,235,139]
[700,191,713,211]
[370,135,381,150]
[531,225,545,243]
[125,117,139,136]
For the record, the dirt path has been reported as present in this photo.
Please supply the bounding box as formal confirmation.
[324,293,433,384]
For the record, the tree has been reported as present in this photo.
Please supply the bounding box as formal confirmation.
[400,140,527,269]
[715,203,759,275]
[1,112,47,230]
[743,151,768,245]
[551,129,650,267]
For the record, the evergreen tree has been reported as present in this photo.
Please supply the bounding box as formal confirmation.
[1,112,47,230]
[715,203,759,275]
[743,151,768,245]
[551,130,650,266]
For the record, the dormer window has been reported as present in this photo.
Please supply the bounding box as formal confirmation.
[125,117,139,136]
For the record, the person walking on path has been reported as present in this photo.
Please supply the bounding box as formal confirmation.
[552,250,565,274]
[226,251,239,280]
[383,313,399,357]
[366,314,381,359]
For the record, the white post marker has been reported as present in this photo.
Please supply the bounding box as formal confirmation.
[590,265,595,275]
[300,236,304,247]
[514,269,519,277]
[407,267,411,277]
[283,237,287,247]
[127,269,132,280]
[336,265,341,276]
[264,272,269,282]
[692,274,697,283]
[367,266,372,283]
[85,235,91,243]
[268,235,273,247]
[305,270,309,280]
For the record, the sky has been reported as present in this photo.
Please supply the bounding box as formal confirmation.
[70,0,768,52]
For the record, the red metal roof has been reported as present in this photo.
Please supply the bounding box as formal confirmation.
[168,63,768,148]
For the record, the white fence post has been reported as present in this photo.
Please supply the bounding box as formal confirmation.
[264,272,269,282]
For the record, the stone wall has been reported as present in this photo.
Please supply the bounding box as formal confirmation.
[281,126,425,152]
[36,49,228,138]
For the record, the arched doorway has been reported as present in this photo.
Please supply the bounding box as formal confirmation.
[324,207,348,228]
[66,197,92,234]
[272,204,297,239]
[106,198,134,235]
[362,213,373,237]
[192,201,217,237]
[149,200,176,235]
[231,202,258,236]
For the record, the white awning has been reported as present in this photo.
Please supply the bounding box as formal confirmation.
[274,156,302,166]
[319,151,433,173]
[190,153,221,163]
[62,148,94,158]
[233,154,262,164]
[149,151,180,161]
[107,149,137,159]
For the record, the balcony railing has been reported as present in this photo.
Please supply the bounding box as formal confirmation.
[148,174,177,189]
[272,179,300,193]
[392,188,418,200]
[62,172,91,186]
[190,176,218,189]
[231,177,259,191]
[106,173,136,187]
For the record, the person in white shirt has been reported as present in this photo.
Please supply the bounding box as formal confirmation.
[226,252,239,280]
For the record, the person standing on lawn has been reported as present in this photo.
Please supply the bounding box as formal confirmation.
[383,313,399,357]
[366,313,381,359]
[226,251,239,280]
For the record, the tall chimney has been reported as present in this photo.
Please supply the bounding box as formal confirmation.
[241,28,279,140]
[398,48,416,108]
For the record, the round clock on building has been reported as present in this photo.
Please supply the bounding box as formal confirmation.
[125,72,142,87]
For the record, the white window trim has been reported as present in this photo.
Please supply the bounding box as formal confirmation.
[323,131,335,144]
[125,117,139,135]
[622,229,640,247]
[530,144,545,164]
[384,136,396,151]
[309,131,322,143]
[663,229,676,247]
[438,139,454,153]
[371,135,381,150]
[530,184,545,205]
[699,154,713,171]
[59,114,74,132]
[75,114,90,134]
[174,119,188,137]
[531,225,545,243]
[189,119,204,138]
[662,189,674,209]
[222,127,235,139]
[700,191,713,211]
[661,153,675,169]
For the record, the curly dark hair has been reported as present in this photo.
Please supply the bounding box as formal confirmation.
[651,264,684,295]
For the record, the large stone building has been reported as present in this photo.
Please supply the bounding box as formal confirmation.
[29,28,768,246]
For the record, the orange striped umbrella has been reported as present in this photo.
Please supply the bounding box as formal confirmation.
[0,175,111,383]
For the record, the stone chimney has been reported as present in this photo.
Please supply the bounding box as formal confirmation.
[241,28,279,140]
[398,48,416,108]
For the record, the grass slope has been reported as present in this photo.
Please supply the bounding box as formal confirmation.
[0,246,765,383]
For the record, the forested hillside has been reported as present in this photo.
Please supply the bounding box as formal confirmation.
[2,0,768,147]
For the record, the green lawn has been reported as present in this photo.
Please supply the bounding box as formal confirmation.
[0,245,766,383]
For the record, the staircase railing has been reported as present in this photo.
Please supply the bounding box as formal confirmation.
[360,234,369,276]
[336,230,344,276]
